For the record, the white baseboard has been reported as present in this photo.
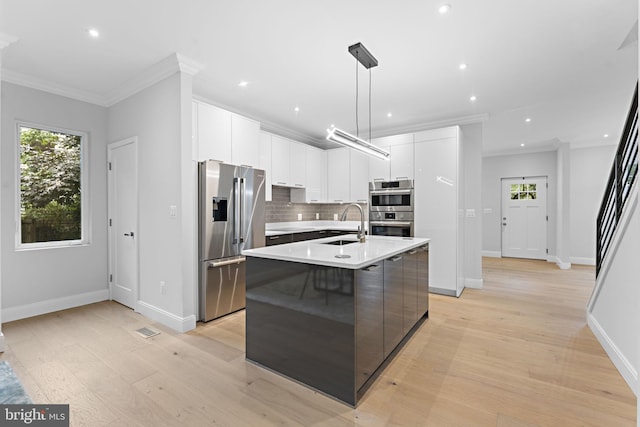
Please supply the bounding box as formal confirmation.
[570,256,596,266]
[429,287,457,297]
[482,250,502,258]
[136,301,196,333]
[587,313,638,396]
[2,289,109,323]
[547,255,571,270]
[465,278,483,289]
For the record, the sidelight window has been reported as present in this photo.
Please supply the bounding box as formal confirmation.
[17,124,88,248]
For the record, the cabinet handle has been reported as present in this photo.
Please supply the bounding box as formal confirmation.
[408,250,418,255]
[334,199,343,202]
[362,264,381,271]
[318,231,327,235]
[373,178,386,181]
[277,181,287,185]
[269,235,280,240]
[395,176,409,179]
[357,199,367,202]
[295,183,304,187]
[388,255,403,262]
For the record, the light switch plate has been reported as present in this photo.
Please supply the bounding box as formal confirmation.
[169,205,177,217]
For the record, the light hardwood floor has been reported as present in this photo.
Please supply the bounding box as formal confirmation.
[1,258,636,426]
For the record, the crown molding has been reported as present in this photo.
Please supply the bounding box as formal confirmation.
[0,33,18,50]
[370,113,489,140]
[105,53,203,106]
[2,52,204,107]
[2,68,107,105]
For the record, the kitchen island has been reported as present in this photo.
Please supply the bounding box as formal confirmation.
[243,235,429,406]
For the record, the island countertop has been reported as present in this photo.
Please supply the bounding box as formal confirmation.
[243,235,429,269]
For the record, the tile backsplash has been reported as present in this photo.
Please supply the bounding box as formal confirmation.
[266,186,367,223]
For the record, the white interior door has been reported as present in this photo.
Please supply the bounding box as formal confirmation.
[501,176,547,260]
[108,138,138,309]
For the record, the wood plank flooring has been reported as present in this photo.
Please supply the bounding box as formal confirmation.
[1,257,636,426]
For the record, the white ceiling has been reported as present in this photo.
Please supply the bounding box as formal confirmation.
[0,0,637,155]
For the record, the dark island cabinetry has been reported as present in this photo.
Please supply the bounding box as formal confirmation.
[245,243,429,406]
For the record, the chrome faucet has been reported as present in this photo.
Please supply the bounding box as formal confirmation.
[340,203,366,243]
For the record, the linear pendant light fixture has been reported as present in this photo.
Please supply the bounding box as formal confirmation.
[327,42,390,161]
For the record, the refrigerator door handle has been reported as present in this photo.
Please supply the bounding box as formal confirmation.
[239,178,245,243]
[233,177,240,244]
[208,256,246,268]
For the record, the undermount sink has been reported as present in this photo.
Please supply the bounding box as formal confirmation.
[323,239,359,246]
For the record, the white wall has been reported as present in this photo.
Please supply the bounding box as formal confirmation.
[461,123,483,288]
[1,82,109,320]
[482,151,558,258]
[569,145,616,265]
[107,72,196,332]
[588,189,638,399]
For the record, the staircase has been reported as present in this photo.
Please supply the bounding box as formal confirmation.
[588,83,639,409]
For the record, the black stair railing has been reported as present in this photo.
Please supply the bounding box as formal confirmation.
[596,83,638,277]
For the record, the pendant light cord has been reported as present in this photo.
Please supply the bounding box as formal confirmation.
[355,54,359,138]
[369,67,372,143]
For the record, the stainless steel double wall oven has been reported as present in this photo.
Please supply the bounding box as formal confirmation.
[368,179,414,237]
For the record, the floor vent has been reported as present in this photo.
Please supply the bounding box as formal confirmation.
[135,327,160,339]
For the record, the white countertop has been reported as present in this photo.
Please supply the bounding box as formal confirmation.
[265,221,365,236]
[243,235,429,269]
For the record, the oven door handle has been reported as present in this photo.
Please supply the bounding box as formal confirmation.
[370,189,413,195]
[370,221,413,227]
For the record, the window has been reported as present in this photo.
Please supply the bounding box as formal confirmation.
[18,124,87,247]
[510,183,537,200]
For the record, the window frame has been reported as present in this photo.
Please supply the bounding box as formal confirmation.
[15,121,90,250]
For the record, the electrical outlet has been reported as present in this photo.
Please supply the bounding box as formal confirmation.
[315,213,319,220]
[160,281,166,295]
[333,213,338,221]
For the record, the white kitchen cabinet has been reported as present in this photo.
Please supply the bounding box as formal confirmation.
[390,143,414,181]
[270,135,291,186]
[327,148,350,203]
[368,137,391,182]
[259,132,272,201]
[289,141,307,188]
[413,126,463,297]
[291,145,327,203]
[350,149,369,203]
[231,113,260,168]
[196,101,232,163]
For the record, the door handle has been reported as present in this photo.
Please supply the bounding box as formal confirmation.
[124,232,134,237]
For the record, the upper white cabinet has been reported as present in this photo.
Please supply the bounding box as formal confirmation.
[195,101,232,163]
[270,135,291,186]
[268,133,307,188]
[326,147,369,203]
[291,145,327,203]
[231,113,260,167]
[289,142,307,188]
[193,100,260,168]
[350,149,369,203]
[368,133,414,183]
[327,148,350,202]
[259,132,273,202]
[390,143,414,181]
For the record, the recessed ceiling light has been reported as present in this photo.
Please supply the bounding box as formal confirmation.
[525,118,531,123]
[238,81,248,87]
[604,134,609,138]
[88,28,100,38]
[459,63,467,70]
[469,95,477,102]
[438,4,451,14]
[520,143,525,147]
[387,112,393,118]
[294,106,300,113]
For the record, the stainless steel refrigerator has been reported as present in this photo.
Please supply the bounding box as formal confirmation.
[198,160,266,322]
